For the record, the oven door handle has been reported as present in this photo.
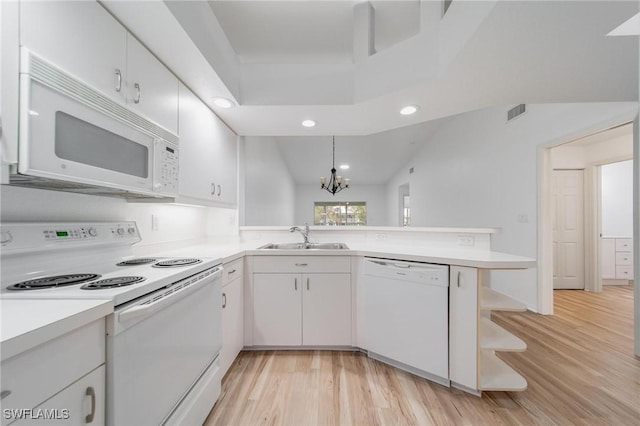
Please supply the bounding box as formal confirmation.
[118,268,221,323]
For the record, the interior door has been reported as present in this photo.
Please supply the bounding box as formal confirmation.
[553,170,585,289]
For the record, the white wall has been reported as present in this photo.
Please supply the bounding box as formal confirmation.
[0,185,238,247]
[242,136,296,225]
[387,102,637,310]
[294,184,388,226]
[601,160,633,237]
[386,167,412,227]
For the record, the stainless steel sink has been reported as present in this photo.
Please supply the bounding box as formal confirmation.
[259,242,349,250]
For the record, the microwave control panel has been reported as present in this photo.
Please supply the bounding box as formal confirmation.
[155,140,179,196]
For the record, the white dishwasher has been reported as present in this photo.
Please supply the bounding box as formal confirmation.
[363,258,449,385]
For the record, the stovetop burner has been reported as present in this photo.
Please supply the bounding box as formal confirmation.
[117,258,158,266]
[7,274,102,291]
[81,276,146,290]
[153,258,202,268]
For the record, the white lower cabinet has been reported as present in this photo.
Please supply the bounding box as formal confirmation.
[601,237,634,282]
[449,266,528,395]
[13,366,105,426]
[220,259,244,377]
[250,256,352,347]
[253,273,302,346]
[302,273,352,346]
[1,320,106,426]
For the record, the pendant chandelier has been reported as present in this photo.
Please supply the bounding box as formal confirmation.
[320,136,349,195]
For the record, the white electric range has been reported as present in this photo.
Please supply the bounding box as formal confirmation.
[0,221,223,426]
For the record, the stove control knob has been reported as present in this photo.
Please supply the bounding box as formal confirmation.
[117,228,125,236]
[127,228,136,235]
[87,227,98,237]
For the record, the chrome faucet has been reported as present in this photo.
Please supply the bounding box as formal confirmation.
[289,223,310,244]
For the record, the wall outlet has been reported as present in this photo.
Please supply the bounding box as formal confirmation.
[517,214,529,223]
[457,236,474,246]
[151,214,160,231]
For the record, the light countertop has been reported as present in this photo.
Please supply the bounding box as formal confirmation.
[1,299,113,361]
[140,239,536,269]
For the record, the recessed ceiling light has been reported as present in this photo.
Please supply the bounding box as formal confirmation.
[339,164,350,170]
[302,120,316,128]
[213,97,234,108]
[400,105,419,115]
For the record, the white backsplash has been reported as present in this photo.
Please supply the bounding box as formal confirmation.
[0,186,238,246]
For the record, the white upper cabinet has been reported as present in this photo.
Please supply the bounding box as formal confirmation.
[20,0,127,104]
[126,34,178,134]
[178,83,238,207]
[20,1,178,134]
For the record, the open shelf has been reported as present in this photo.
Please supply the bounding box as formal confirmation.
[480,287,527,312]
[479,350,527,391]
[479,317,526,352]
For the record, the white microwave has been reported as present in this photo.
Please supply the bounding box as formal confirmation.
[11,49,179,198]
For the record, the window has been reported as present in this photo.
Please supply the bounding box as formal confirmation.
[314,202,367,226]
[403,195,411,226]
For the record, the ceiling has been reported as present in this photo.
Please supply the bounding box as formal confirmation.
[276,115,449,184]
[103,1,638,187]
[209,0,422,64]
[167,0,638,136]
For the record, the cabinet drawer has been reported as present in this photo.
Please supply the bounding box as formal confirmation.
[223,258,244,286]
[616,266,634,280]
[1,320,105,425]
[253,256,351,274]
[615,252,633,266]
[615,238,633,252]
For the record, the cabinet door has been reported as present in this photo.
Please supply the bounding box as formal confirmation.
[221,278,244,377]
[178,84,217,201]
[253,274,302,346]
[302,274,351,346]
[449,266,478,390]
[13,366,105,426]
[210,119,238,206]
[20,1,127,103]
[600,238,616,279]
[126,34,178,134]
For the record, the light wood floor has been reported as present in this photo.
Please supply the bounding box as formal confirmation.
[205,285,639,425]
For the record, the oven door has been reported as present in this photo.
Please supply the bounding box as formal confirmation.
[106,267,222,426]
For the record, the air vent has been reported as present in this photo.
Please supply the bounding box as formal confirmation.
[507,104,526,121]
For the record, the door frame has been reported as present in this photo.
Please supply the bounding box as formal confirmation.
[537,113,636,316]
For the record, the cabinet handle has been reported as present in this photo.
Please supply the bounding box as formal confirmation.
[228,269,237,275]
[217,185,221,197]
[222,292,227,308]
[457,271,461,288]
[134,83,141,103]
[307,277,310,290]
[295,263,308,267]
[211,182,216,196]
[0,390,11,400]
[294,278,297,290]
[85,387,96,423]
[114,69,122,92]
